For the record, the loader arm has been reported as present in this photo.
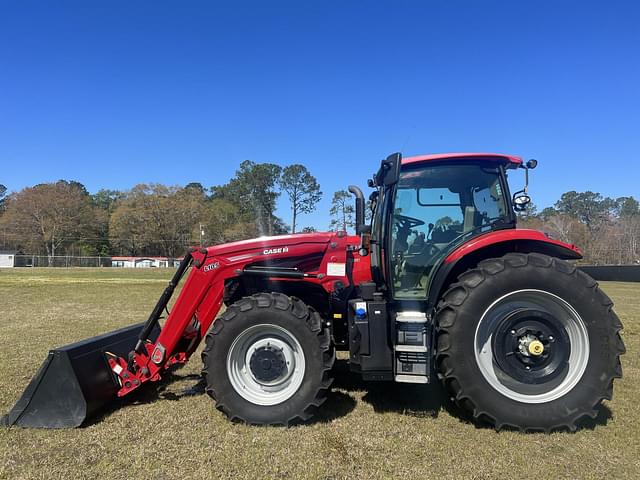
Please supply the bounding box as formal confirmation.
[109,249,223,396]
[110,233,365,397]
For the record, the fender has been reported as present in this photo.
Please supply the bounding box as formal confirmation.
[444,228,582,264]
[427,229,582,308]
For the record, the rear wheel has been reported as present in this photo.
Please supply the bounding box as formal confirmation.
[435,253,625,432]
[201,292,334,425]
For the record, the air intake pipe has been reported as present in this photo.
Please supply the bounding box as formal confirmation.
[348,185,365,235]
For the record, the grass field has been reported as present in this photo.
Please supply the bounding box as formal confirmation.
[0,268,637,479]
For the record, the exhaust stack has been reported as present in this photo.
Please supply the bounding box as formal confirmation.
[348,185,365,235]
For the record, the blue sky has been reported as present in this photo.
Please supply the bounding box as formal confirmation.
[1,1,639,230]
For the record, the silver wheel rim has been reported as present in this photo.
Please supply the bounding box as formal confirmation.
[474,289,589,403]
[226,324,306,406]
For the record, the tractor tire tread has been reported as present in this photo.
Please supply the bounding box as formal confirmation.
[435,252,625,433]
[201,292,334,426]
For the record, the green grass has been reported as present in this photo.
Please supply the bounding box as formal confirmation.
[0,268,638,479]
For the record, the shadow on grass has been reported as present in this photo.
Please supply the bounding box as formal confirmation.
[82,369,204,427]
[154,371,357,424]
[575,404,613,431]
[84,367,358,427]
[331,359,446,419]
[85,360,614,431]
[331,358,614,432]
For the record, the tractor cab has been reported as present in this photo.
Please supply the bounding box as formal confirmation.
[389,157,516,299]
[365,153,527,299]
[357,153,535,300]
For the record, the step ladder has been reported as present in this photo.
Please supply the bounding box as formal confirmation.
[394,311,430,384]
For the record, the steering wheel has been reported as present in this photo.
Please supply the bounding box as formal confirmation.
[394,214,425,230]
[393,214,426,253]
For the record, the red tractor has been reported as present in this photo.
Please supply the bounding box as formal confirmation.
[4,152,625,432]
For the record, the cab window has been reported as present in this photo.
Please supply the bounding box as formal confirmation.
[391,163,508,299]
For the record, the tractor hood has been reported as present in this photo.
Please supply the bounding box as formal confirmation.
[202,232,371,291]
[206,232,337,257]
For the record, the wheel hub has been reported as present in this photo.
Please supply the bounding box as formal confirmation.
[493,309,570,384]
[517,333,546,358]
[527,339,544,356]
[475,290,589,403]
[249,345,286,383]
[226,324,306,406]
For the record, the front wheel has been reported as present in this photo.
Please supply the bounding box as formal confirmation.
[201,293,334,425]
[435,253,625,432]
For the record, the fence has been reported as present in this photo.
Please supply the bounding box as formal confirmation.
[14,255,112,267]
[8,255,640,280]
[579,265,640,282]
[12,255,184,268]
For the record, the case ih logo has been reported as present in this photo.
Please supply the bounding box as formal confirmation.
[263,247,289,255]
[203,261,220,272]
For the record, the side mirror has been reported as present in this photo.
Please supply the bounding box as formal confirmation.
[513,158,538,212]
[513,193,532,211]
[375,152,402,186]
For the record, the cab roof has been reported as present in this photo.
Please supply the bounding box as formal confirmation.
[402,152,523,168]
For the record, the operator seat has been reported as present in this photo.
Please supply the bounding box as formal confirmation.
[463,206,477,232]
[407,233,426,255]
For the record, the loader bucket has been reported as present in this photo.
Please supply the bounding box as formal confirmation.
[2,322,159,429]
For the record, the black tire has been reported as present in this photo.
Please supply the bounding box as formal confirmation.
[435,253,625,432]
[201,292,335,425]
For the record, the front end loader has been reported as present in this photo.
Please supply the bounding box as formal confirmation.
[3,152,625,432]
[3,323,159,428]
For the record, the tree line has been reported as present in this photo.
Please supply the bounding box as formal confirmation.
[518,192,640,265]
[0,162,356,262]
[2,169,637,265]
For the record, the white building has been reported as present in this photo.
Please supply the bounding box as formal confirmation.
[0,251,16,268]
[111,256,182,268]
